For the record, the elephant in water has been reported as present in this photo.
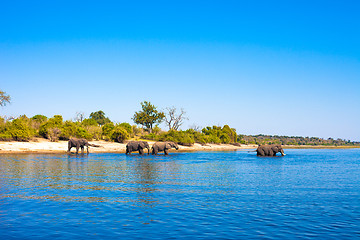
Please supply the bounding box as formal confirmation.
[152,141,179,155]
[256,144,286,156]
[67,138,100,154]
[126,141,150,155]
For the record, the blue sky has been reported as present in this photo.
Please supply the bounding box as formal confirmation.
[1,1,360,140]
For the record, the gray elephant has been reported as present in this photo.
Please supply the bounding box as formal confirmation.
[67,138,100,154]
[126,141,150,155]
[152,141,179,155]
[256,144,286,156]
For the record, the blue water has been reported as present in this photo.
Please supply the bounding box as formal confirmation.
[1,149,359,239]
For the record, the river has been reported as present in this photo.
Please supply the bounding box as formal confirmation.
[1,149,359,239]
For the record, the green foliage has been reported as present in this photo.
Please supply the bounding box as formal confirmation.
[152,125,162,135]
[60,121,92,140]
[118,122,132,135]
[238,134,360,146]
[81,118,98,127]
[201,125,237,144]
[6,118,34,141]
[111,126,129,143]
[144,125,238,146]
[31,115,47,123]
[144,129,195,146]
[132,101,165,132]
[85,126,102,140]
[89,110,111,126]
[39,115,63,140]
[132,125,143,137]
[102,122,115,139]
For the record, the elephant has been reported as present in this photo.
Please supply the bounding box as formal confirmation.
[256,144,286,156]
[67,138,100,154]
[126,141,150,155]
[151,141,179,155]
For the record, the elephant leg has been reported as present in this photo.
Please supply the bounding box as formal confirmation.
[257,149,265,156]
[139,148,144,155]
[81,146,84,154]
[86,146,89,154]
[76,146,79,154]
[164,149,169,155]
[153,148,158,155]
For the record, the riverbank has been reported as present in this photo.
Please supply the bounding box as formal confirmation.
[0,139,257,154]
[0,139,358,154]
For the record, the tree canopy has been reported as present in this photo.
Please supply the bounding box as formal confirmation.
[0,90,11,107]
[132,101,165,133]
[89,110,110,126]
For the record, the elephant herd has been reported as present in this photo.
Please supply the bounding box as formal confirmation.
[67,138,285,157]
[67,138,179,155]
[126,141,179,155]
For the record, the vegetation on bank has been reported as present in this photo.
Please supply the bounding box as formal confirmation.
[238,134,360,146]
[0,93,359,146]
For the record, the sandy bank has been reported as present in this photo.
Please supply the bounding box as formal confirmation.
[0,139,257,154]
[1,140,357,154]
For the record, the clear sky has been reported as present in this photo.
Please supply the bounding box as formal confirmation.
[1,1,360,141]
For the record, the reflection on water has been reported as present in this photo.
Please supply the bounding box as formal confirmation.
[1,150,360,239]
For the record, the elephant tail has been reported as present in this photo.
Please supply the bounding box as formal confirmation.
[247,150,257,153]
[88,143,101,148]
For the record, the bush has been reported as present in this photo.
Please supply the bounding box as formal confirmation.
[81,118,98,127]
[48,127,61,142]
[111,126,129,143]
[60,121,77,140]
[0,132,12,141]
[60,121,92,140]
[118,122,132,135]
[102,122,115,140]
[144,129,195,146]
[7,118,34,141]
[132,125,144,137]
[201,125,237,144]
[39,115,63,139]
[85,126,102,140]
[31,114,47,123]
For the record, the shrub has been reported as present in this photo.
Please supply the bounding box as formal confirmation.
[60,121,92,140]
[75,127,92,140]
[39,115,63,139]
[118,122,132,135]
[81,118,98,127]
[201,125,237,144]
[85,126,102,140]
[144,129,195,146]
[0,132,12,141]
[7,118,34,141]
[31,114,47,123]
[111,126,129,143]
[102,122,115,140]
[132,125,143,137]
[60,121,77,140]
[48,127,61,142]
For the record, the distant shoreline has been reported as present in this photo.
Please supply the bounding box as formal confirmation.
[0,139,358,154]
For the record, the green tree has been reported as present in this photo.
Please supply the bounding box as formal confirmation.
[89,110,111,126]
[0,90,11,107]
[132,101,165,133]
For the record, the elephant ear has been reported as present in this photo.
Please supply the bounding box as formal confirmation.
[272,146,279,152]
[139,142,145,148]
[165,143,172,149]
